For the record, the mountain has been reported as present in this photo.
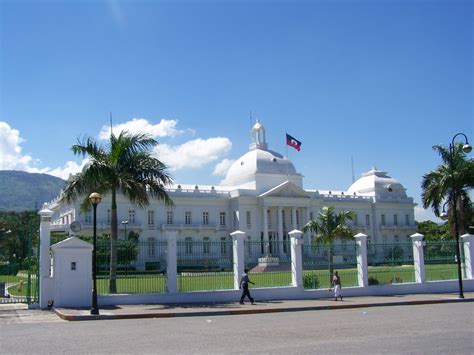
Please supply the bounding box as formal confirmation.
[0,170,66,211]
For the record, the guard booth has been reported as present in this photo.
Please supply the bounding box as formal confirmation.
[51,237,92,308]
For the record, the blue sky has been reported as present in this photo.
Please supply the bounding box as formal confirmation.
[1,0,472,221]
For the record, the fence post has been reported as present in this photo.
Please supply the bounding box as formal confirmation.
[166,231,178,293]
[289,229,303,288]
[230,230,246,290]
[38,205,54,308]
[410,233,425,283]
[461,234,474,279]
[353,233,368,287]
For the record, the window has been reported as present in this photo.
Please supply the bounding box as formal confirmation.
[296,210,300,227]
[203,237,210,254]
[247,236,252,254]
[185,237,193,254]
[309,211,314,221]
[220,237,228,255]
[394,235,399,243]
[394,214,398,226]
[246,211,251,229]
[107,209,111,224]
[167,210,173,225]
[381,214,386,226]
[365,214,370,226]
[220,212,226,226]
[129,209,135,224]
[267,210,271,228]
[148,237,156,257]
[148,210,155,226]
[202,211,209,225]
[405,214,410,226]
[353,213,358,226]
[282,210,286,229]
[342,240,347,251]
[85,211,91,223]
[185,211,191,225]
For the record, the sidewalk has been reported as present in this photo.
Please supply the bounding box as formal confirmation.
[54,292,474,321]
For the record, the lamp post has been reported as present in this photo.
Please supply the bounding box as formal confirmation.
[89,192,101,315]
[121,220,129,239]
[447,133,472,299]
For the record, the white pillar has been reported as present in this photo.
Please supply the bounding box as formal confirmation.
[410,233,425,283]
[353,233,368,287]
[289,229,303,288]
[38,206,54,308]
[305,208,311,245]
[166,231,178,293]
[292,207,297,230]
[231,230,246,290]
[278,207,283,243]
[263,206,269,255]
[461,234,474,279]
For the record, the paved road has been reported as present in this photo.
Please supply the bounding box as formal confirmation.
[1,303,473,354]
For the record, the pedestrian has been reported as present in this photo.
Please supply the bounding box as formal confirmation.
[331,271,342,301]
[239,268,255,305]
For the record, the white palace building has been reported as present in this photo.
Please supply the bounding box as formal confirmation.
[48,121,417,266]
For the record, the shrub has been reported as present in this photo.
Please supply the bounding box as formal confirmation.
[368,276,379,285]
[303,273,320,289]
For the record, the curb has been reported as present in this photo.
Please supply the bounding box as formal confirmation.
[54,297,474,321]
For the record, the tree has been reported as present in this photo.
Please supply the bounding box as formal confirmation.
[303,206,355,283]
[421,143,474,237]
[61,131,173,293]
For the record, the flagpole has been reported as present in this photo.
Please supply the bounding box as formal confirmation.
[285,132,289,178]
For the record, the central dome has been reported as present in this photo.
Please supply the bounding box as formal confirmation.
[225,148,297,184]
[223,120,302,191]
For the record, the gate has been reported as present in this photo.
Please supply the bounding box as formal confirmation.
[0,225,39,304]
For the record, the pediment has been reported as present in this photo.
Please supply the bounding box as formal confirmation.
[258,181,310,198]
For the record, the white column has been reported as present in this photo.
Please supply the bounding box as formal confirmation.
[231,230,246,290]
[166,231,178,293]
[292,207,297,230]
[278,207,283,243]
[305,208,311,244]
[263,206,269,255]
[353,233,368,287]
[461,234,474,279]
[38,206,54,309]
[289,229,303,288]
[410,233,425,283]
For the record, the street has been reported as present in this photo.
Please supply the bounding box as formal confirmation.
[1,303,473,354]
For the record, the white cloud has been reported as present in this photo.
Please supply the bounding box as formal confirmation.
[414,206,442,223]
[0,121,87,180]
[99,118,182,140]
[213,158,235,176]
[154,137,232,170]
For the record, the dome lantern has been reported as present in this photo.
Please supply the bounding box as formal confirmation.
[249,119,268,151]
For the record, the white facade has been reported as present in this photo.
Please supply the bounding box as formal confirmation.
[48,121,417,264]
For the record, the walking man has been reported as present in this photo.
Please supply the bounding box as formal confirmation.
[239,268,255,304]
[331,270,342,301]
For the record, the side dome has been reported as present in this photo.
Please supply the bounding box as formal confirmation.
[224,149,297,184]
[348,168,407,198]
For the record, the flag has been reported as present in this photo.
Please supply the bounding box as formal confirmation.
[286,133,302,151]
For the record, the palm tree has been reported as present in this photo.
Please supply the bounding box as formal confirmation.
[61,130,173,293]
[421,143,474,237]
[303,206,355,283]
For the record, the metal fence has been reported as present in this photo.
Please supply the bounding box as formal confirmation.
[244,240,292,288]
[367,242,414,285]
[96,239,167,294]
[177,239,234,292]
[302,240,358,289]
[424,240,465,281]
